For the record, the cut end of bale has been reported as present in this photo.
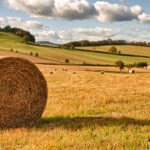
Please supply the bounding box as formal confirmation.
[0,57,48,128]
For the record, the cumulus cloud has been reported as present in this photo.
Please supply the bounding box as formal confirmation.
[125,33,150,42]
[59,27,120,41]
[35,30,60,42]
[0,17,5,25]
[138,13,150,24]
[35,27,120,43]
[32,27,150,43]
[5,0,97,20]
[5,0,146,23]
[132,28,142,32]
[94,2,143,23]
[0,16,49,30]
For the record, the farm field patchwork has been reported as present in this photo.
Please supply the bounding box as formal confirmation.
[0,64,150,149]
[76,45,150,57]
[1,32,150,65]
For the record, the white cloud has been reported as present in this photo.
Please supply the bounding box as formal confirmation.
[35,27,120,43]
[128,33,150,42]
[138,13,150,24]
[59,27,120,41]
[132,28,142,32]
[35,30,60,42]
[54,0,97,20]
[0,17,5,25]
[0,16,49,30]
[6,0,97,20]
[5,0,146,23]
[94,2,143,23]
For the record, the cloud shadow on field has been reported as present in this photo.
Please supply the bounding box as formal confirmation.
[36,116,150,130]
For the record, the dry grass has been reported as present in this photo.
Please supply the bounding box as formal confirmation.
[0,64,150,149]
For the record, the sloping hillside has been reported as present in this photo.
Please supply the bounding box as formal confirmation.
[1,32,150,65]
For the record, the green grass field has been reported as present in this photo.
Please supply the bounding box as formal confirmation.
[1,32,150,65]
[76,45,150,57]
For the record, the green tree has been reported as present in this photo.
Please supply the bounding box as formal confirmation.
[136,62,148,68]
[108,46,117,53]
[115,60,125,71]
[22,35,31,43]
[35,53,39,57]
[3,25,11,32]
[65,59,69,64]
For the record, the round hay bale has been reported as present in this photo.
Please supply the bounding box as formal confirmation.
[100,71,104,74]
[129,69,135,74]
[0,57,47,128]
[50,71,54,74]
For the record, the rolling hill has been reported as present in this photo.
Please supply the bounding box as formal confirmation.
[75,45,150,57]
[1,32,150,65]
[37,41,59,47]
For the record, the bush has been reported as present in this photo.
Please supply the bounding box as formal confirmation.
[136,62,148,68]
[10,48,13,52]
[115,60,125,71]
[30,52,33,56]
[16,50,18,53]
[22,35,31,43]
[35,53,39,57]
[65,59,69,64]
[108,46,117,53]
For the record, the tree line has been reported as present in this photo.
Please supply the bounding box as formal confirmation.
[62,39,150,49]
[0,25,35,43]
[115,60,148,71]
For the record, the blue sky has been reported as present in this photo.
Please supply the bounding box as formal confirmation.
[0,0,150,43]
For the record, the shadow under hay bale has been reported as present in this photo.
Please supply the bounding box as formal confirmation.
[0,57,47,128]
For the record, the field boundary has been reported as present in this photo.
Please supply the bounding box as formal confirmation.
[75,48,150,58]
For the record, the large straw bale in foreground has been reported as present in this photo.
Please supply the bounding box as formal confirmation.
[0,57,47,128]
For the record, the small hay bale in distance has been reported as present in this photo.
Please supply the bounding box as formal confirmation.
[50,71,54,74]
[0,57,47,128]
[73,72,76,74]
[100,71,104,74]
[129,69,135,74]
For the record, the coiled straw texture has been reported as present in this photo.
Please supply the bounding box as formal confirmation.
[0,57,47,128]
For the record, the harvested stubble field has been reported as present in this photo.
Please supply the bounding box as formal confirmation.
[0,64,150,150]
